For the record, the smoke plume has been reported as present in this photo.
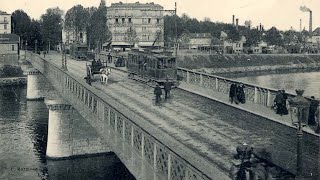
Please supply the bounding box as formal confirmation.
[300,5,311,12]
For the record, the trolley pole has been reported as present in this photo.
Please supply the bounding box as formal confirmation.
[24,40,27,60]
[174,2,178,57]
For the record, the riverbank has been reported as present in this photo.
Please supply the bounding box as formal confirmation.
[0,77,27,87]
[177,53,320,75]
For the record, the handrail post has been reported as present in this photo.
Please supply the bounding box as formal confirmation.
[267,90,273,107]
[186,71,190,83]
[215,78,219,90]
[254,87,259,104]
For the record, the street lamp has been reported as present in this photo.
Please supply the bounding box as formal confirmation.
[288,89,311,179]
[24,40,28,60]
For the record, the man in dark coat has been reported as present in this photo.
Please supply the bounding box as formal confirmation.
[274,90,284,115]
[308,96,319,125]
[281,90,288,115]
[154,84,162,105]
[229,83,238,104]
[107,53,112,63]
[164,79,172,100]
[236,83,246,104]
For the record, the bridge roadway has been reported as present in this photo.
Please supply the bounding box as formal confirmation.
[44,52,319,178]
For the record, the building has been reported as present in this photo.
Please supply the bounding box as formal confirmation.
[0,33,20,62]
[188,33,212,51]
[221,31,246,54]
[0,11,11,34]
[62,28,87,47]
[107,2,164,48]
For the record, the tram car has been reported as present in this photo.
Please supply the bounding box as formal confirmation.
[127,49,178,87]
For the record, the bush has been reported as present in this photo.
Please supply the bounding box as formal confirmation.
[0,65,24,78]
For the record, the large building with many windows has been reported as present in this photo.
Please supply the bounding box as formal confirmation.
[107,2,164,48]
[0,11,11,34]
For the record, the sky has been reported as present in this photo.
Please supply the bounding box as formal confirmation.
[1,0,320,31]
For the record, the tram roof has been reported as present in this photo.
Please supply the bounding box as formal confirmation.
[130,48,174,58]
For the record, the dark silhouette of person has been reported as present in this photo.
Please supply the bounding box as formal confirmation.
[164,79,172,100]
[229,83,238,104]
[281,90,288,115]
[274,90,284,115]
[154,84,162,105]
[308,96,319,126]
[236,83,246,104]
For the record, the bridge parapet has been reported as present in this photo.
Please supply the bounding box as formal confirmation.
[177,68,320,125]
[26,51,230,180]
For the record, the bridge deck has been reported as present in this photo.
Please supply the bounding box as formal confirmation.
[46,52,319,177]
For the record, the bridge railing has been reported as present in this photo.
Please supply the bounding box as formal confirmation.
[177,67,285,106]
[26,51,230,180]
[177,67,320,127]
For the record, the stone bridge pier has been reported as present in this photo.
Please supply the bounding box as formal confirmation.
[26,68,111,159]
[45,98,111,159]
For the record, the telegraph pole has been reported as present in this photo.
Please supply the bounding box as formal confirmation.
[175,2,178,57]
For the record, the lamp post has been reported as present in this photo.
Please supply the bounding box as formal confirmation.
[35,40,38,54]
[24,40,28,60]
[288,89,311,179]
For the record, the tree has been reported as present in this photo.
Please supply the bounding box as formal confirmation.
[123,27,139,46]
[89,0,111,51]
[264,27,283,46]
[243,28,262,47]
[65,5,90,42]
[40,7,63,49]
[11,10,32,41]
[179,30,191,48]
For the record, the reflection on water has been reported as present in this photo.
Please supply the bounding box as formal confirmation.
[232,71,320,97]
[0,86,135,180]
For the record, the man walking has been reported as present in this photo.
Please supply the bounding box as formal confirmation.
[164,79,172,100]
[154,84,162,105]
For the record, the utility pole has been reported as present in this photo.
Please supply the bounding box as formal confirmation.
[24,40,27,60]
[175,2,178,57]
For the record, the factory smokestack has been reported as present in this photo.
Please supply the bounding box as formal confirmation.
[232,15,235,26]
[259,23,262,31]
[300,19,302,32]
[309,11,312,34]
[300,6,312,34]
[236,18,239,30]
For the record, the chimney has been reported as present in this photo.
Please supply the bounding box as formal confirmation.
[300,19,302,32]
[259,23,262,31]
[257,26,259,30]
[262,25,264,31]
[309,11,312,34]
[232,15,235,26]
[236,18,239,30]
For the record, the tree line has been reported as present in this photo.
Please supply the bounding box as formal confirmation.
[164,13,312,48]
[11,2,311,51]
[11,0,109,51]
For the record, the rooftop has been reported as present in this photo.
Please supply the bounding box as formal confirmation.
[0,34,20,43]
[0,10,10,15]
[109,1,163,9]
[313,27,320,36]
[190,33,212,39]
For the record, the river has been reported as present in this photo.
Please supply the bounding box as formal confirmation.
[0,86,135,180]
[231,71,320,97]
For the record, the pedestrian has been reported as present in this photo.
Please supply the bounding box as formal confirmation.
[229,83,238,104]
[107,53,112,63]
[164,78,172,100]
[308,96,319,126]
[236,83,246,104]
[43,51,46,58]
[154,84,162,105]
[315,108,320,134]
[281,90,288,115]
[274,90,284,115]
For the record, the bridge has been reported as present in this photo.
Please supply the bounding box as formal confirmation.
[24,51,319,179]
